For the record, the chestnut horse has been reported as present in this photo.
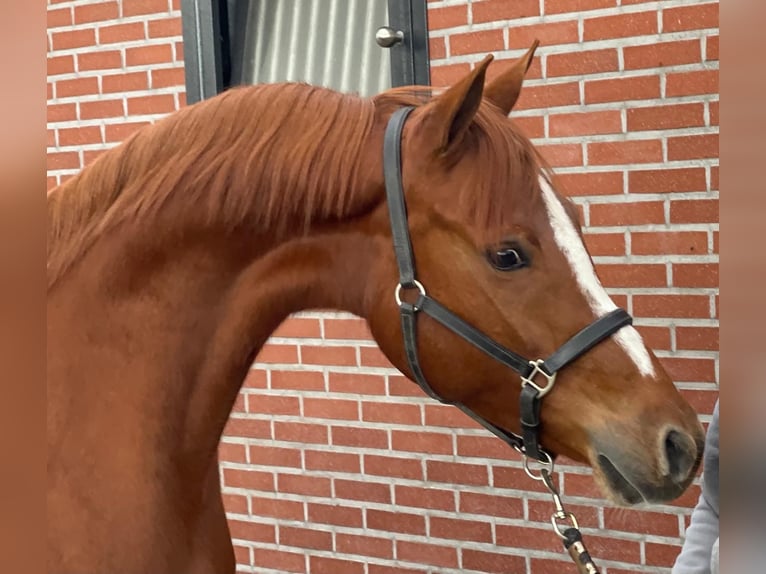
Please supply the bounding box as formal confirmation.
[48,46,704,573]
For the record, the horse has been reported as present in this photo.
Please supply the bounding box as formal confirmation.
[47,44,705,573]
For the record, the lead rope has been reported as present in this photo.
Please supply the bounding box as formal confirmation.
[516,448,601,574]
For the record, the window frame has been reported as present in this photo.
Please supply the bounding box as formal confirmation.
[181,0,430,104]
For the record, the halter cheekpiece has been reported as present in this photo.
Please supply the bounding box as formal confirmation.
[383,106,633,462]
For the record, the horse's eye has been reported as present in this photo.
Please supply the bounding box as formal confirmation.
[487,246,527,271]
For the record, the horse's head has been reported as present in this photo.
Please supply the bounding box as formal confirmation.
[364,46,704,506]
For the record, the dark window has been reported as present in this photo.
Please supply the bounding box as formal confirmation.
[181,0,430,104]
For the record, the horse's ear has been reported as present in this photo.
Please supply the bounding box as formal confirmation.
[420,54,493,153]
[484,40,539,115]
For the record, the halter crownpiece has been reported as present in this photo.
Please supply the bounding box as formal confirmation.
[383,105,633,461]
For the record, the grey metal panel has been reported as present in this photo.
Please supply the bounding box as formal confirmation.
[237,0,392,97]
[181,0,226,104]
[387,0,430,87]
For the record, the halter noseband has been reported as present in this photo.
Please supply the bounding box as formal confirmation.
[383,106,633,461]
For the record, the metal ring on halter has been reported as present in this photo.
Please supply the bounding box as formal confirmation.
[521,359,557,398]
[394,280,426,308]
[551,511,580,539]
[517,448,554,481]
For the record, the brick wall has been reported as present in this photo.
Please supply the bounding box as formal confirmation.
[47,1,719,573]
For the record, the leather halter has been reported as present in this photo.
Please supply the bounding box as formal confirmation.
[383,106,633,461]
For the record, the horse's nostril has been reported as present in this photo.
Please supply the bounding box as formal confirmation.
[664,429,697,483]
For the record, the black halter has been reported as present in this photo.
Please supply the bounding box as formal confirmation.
[383,106,633,461]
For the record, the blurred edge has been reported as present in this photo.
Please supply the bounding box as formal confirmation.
[0,2,46,574]
[721,1,766,573]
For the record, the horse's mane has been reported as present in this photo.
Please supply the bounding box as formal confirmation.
[47,82,544,288]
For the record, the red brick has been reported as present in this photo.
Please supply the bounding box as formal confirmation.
[148,17,182,38]
[544,0,615,14]
[473,0,539,22]
[47,151,80,171]
[513,115,545,139]
[252,548,304,573]
[222,468,273,491]
[632,231,708,255]
[48,7,72,28]
[273,421,329,444]
[48,177,59,191]
[427,4,467,29]
[368,566,424,574]
[328,372,385,395]
[47,55,75,76]
[633,295,711,319]
[303,397,358,420]
[629,167,707,194]
[47,129,56,148]
[668,134,718,160]
[280,526,332,551]
[706,35,719,61]
[102,72,149,94]
[363,452,424,481]
[217,442,247,463]
[676,326,718,351]
[254,342,298,363]
[604,507,680,537]
[588,139,663,165]
[270,370,324,391]
[252,395,300,416]
[222,493,248,515]
[493,466,550,493]
[126,44,174,66]
[222,417,270,439]
[302,345,356,366]
[366,509,426,535]
[429,516,492,542]
[335,479,391,503]
[231,544,250,564]
[79,100,124,120]
[394,485,455,511]
[362,401,420,425]
[98,22,145,44]
[331,426,388,449]
[304,449,360,473]
[74,2,119,24]
[228,520,275,544]
[56,77,99,98]
[679,389,718,416]
[549,110,622,137]
[51,29,95,50]
[663,3,719,33]
[624,39,701,70]
[423,404,482,429]
[585,75,660,103]
[635,325,672,350]
[250,496,304,521]
[243,369,266,389]
[537,143,583,167]
[397,541,458,568]
[580,534,642,564]
[515,81,580,110]
[496,524,560,552]
[450,29,504,56]
[426,460,488,486]
[310,556,363,574]
[528,498,599,528]
[666,69,718,97]
[709,100,719,126]
[456,434,513,460]
[459,491,523,518]
[47,103,77,122]
[562,471,602,499]
[277,474,331,497]
[590,201,664,226]
[673,263,719,288]
[508,21,579,49]
[308,502,363,527]
[555,171,623,197]
[272,317,321,338]
[123,0,170,17]
[583,11,657,40]
[462,549,526,574]
[429,37,446,60]
[324,317,372,339]
[335,533,394,559]
[597,263,667,288]
[248,445,302,468]
[547,49,618,77]
[627,103,705,131]
[78,50,122,71]
[583,232,625,256]
[670,199,718,224]
[646,541,683,567]
[391,430,452,454]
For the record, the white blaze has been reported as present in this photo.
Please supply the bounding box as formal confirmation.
[539,175,655,377]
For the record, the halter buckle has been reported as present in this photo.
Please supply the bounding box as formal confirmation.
[521,359,557,398]
[394,280,426,308]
